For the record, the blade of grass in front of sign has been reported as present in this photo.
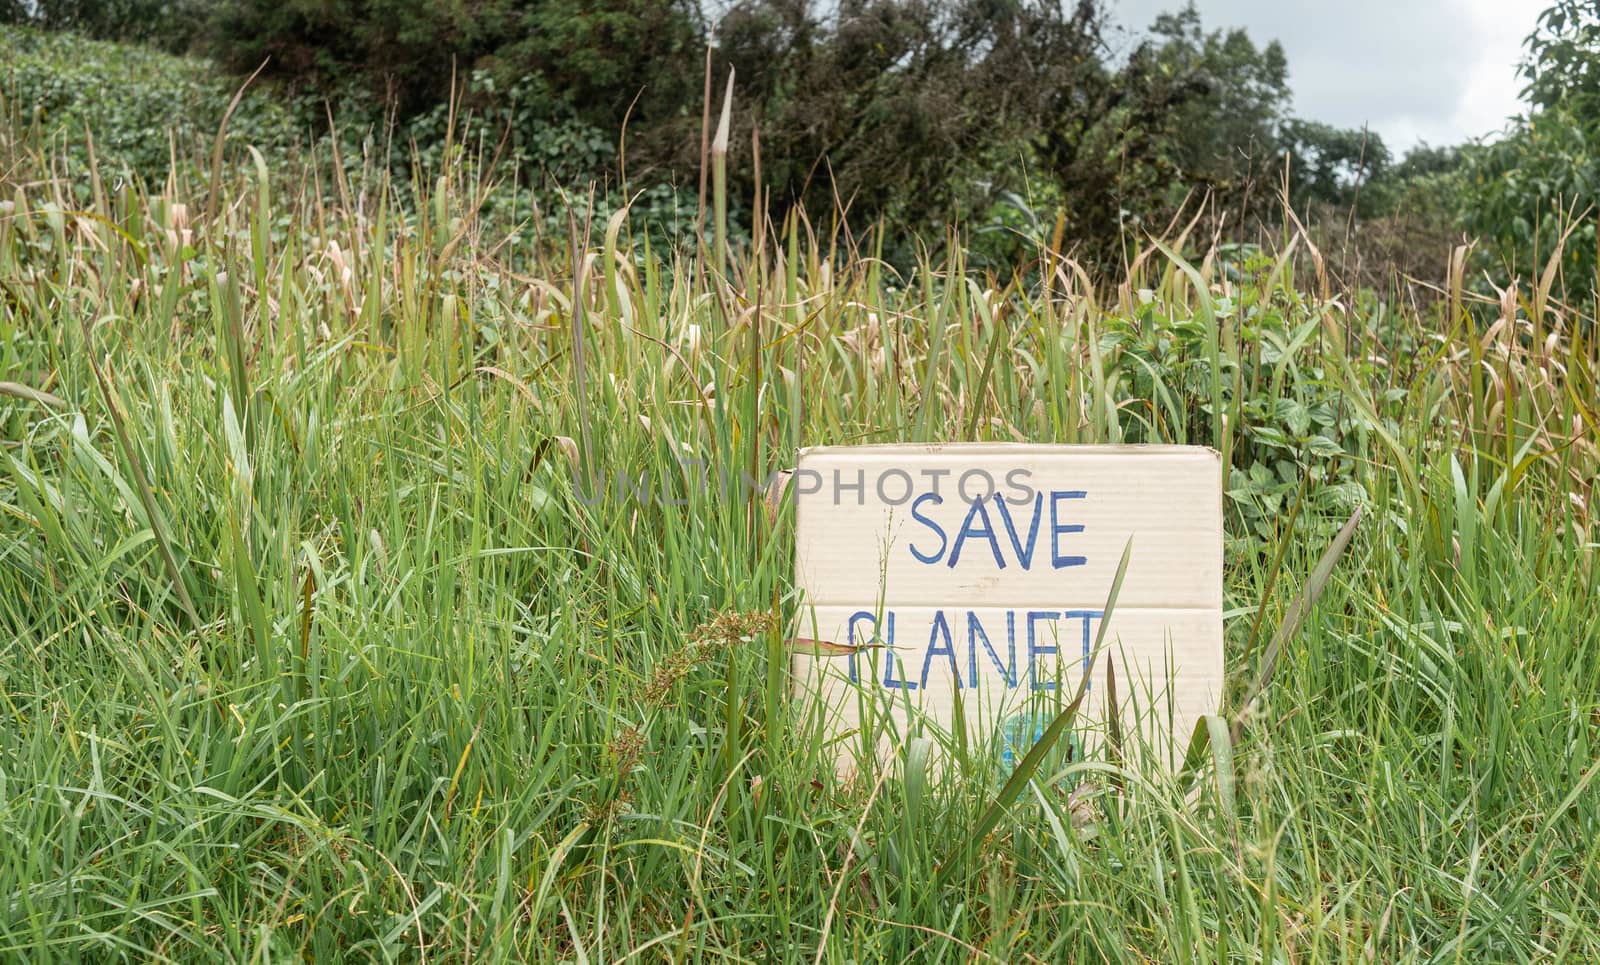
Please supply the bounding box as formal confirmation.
[1105,652,1123,789]
[1181,507,1361,784]
[1230,506,1361,743]
[784,637,886,656]
[1204,714,1236,823]
[938,537,1133,892]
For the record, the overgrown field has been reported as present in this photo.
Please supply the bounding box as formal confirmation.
[3,45,1600,963]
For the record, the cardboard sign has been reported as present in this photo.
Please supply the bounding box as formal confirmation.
[790,443,1223,771]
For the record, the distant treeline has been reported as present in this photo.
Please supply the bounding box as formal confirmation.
[7,0,1600,292]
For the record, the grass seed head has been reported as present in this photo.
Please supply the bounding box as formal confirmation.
[606,725,647,774]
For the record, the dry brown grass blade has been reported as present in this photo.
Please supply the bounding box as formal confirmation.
[0,382,68,410]
[1532,213,1586,360]
[1278,189,1329,304]
[764,469,794,525]
[551,436,580,468]
[785,637,885,656]
[204,59,269,227]
[473,366,539,406]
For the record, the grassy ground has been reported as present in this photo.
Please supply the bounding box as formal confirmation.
[3,34,1600,963]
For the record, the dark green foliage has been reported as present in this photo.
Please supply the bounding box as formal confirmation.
[195,0,1424,272]
[492,0,702,129]
[207,0,703,141]
[718,0,1110,243]
[1389,142,1460,181]
[1032,9,1198,264]
[1461,116,1598,295]
[13,0,1544,286]
[207,0,515,112]
[0,24,704,258]
[0,24,300,185]
[1034,4,1386,265]
[1280,119,1390,213]
[1,0,204,51]
[1143,6,1291,201]
[1524,0,1600,118]
[716,0,1355,267]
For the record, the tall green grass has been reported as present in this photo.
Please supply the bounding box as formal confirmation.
[2,58,1599,962]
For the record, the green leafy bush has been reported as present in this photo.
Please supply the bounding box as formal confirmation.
[1459,0,1600,297]
[1099,271,1374,551]
[1,0,204,52]
[206,0,703,136]
[1461,108,1597,294]
[1,23,300,187]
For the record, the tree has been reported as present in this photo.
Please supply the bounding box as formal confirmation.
[1031,3,1305,264]
[3,0,204,50]
[1280,119,1390,212]
[207,0,703,129]
[1523,0,1600,117]
[715,0,1108,239]
[1460,0,1600,295]
[1145,5,1290,198]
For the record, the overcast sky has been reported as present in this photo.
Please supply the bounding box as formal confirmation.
[1109,0,1549,153]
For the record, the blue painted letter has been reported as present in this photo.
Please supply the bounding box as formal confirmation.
[967,611,1016,687]
[920,611,960,688]
[909,493,947,564]
[1063,610,1102,690]
[846,611,879,683]
[1050,490,1087,568]
[993,492,1043,570]
[949,498,1006,569]
[1027,610,1061,691]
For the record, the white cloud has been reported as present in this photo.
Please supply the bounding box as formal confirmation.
[1109,0,1549,151]
[1449,0,1544,142]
